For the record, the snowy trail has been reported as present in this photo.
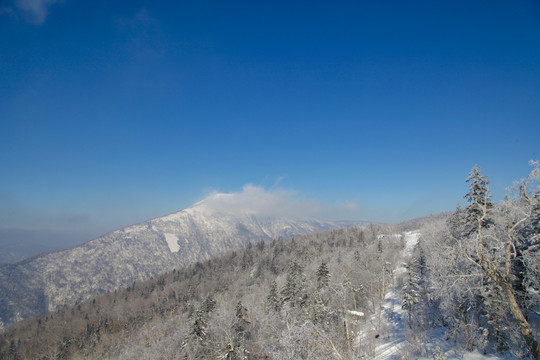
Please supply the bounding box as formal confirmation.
[371,231,419,360]
[365,231,516,360]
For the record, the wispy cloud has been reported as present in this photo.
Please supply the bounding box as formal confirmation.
[2,0,62,24]
[116,8,167,62]
[195,184,358,220]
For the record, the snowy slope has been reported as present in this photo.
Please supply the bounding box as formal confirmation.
[0,198,366,330]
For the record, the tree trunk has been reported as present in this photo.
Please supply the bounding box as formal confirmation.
[500,228,540,359]
[502,280,540,359]
[460,307,474,352]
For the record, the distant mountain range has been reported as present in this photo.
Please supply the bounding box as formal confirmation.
[0,196,367,329]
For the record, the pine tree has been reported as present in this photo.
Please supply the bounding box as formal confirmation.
[281,261,306,307]
[401,262,421,326]
[532,191,540,235]
[185,295,217,344]
[235,301,249,325]
[189,309,209,341]
[281,273,297,305]
[7,339,18,360]
[266,280,280,312]
[447,203,467,239]
[202,294,217,313]
[233,301,250,340]
[316,261,330,289]
[464,166,494,236]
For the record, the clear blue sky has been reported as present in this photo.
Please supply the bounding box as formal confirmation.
[1,0,539,250]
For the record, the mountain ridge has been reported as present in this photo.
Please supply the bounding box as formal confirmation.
[0,199,368,330]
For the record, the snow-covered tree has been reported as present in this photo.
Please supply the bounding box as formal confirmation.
[266,280,280,312]
[464,166,494,236]
[425,163,540,358]
[281,261,307,307]
[316,261,330,290]
[402,262,422,326]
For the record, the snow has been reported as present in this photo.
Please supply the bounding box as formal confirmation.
[348,232,417,359]
[348,310,365,317]
[371,290,408,359]
[163,233,180,253]
[403,231,419,255]
[458,351,515,359]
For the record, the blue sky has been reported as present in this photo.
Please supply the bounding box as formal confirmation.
[1,1,539,254]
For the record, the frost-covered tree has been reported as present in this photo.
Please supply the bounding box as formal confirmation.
[425,163,540,358]
[184,294,217,349]
[447,203,467,239]
[281,261,307,307]
[215,301,250,360]
[316,261,330,290]
[234,301,249,329]
[266,280,280,312]
[464,166,494,236]
[482,277,511,352]
[402,262,421,326]
[202,294,217,314]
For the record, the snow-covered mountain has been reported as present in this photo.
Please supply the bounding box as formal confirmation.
[0,196,366,329]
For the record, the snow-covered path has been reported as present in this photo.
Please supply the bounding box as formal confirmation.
[371,231,419,360]
[366,231,518,360]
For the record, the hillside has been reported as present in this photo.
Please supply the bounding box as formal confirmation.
[0,224,402,359]
[0,195,366,330]
[1,212,537,359]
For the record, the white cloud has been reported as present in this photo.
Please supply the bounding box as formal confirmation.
[196,184,358,220]
[9,0,61,24]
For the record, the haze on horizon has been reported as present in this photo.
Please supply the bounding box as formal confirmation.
[1,0,539,262]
